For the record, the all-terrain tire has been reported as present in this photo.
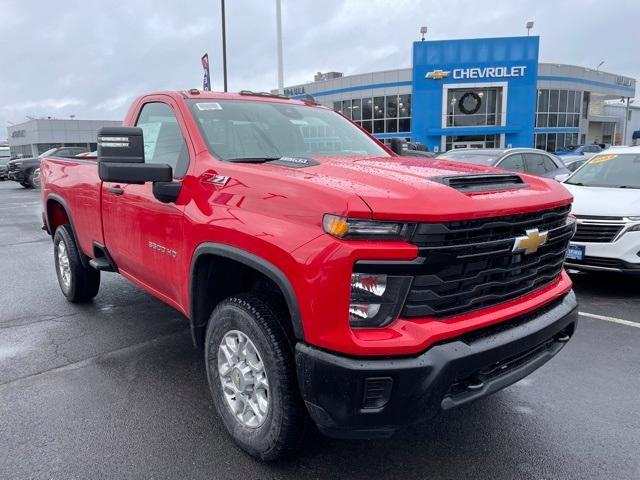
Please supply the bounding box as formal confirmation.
[204,293,308,461]
[53,224,100,302]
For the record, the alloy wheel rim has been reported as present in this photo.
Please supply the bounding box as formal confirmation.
[217,330,269,428]
[57,241,71,289]
[32,168,41,187]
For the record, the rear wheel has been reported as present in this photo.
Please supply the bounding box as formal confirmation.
[204,294,307,461]
[53,224,100,302]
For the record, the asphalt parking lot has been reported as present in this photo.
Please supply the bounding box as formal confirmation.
[1,180,639,480]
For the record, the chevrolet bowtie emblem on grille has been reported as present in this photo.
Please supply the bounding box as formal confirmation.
[425,69,451,80]
[512,228,549,255]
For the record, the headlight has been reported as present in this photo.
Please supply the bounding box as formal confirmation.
[323,214,413,241]
[627,217,640,221]
[349,273,412,328]
[627,224,640,232]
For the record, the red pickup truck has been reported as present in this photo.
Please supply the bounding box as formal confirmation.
[41,90,578,460]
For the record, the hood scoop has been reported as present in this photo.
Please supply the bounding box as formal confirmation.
[430,173,527,193]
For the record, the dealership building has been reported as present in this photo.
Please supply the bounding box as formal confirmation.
[281,36,636,153]
[6,118,121,158]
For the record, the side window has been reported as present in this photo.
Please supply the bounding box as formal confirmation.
[135,102,189,178]
[525,154,557,174]
[498,153,525,171]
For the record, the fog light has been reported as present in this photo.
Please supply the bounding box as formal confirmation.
[349,273,412,328]
[349,303,381,322]
[351,273,387,297]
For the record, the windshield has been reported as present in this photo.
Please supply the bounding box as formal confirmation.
[39,147,59,158]
[565,153,640,188]
[0,149,10,164]
[437,151,500,166]
[188,99,389,161]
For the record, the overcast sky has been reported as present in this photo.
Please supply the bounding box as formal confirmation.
[1,0,638,138]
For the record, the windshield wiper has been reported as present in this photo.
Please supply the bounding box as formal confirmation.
[618,185,640,189]
[226,157,281,164]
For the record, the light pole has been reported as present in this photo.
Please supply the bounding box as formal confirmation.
[623,97,632,145]
[420,26,428,41]
[276,0,284,94]
[526,21,534,36]
[221,0,228,92]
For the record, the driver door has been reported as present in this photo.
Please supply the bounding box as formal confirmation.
[101,98,192,307]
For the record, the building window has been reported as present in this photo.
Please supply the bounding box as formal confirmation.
[535,132,580,152]
[446,87,502,127]
[342,100,352,118]
[351,99,362,121]
[328,94,411,134]
[535,89,581,130]
[362,98,373,120]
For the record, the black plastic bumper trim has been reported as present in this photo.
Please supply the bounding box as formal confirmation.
[295,291,578,439]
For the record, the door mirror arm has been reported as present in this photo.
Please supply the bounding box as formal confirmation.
[152,181,181,203]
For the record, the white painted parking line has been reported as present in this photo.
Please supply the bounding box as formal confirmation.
[579,311,640,329]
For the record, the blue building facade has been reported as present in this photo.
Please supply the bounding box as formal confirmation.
[282,36,636,152]
[411,37,539,152]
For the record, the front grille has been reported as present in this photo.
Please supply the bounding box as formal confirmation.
[566,256,624,269]
[7,163,19,174]
[402,205,574,319]
[573,222,624,243]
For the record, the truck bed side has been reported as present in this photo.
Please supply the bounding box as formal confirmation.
[41,156,103,257]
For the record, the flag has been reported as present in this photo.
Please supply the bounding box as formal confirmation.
[201,53,211,91]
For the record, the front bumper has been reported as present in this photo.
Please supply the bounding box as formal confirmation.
[566,231,640,273]
[7,169,25,182]
[296,291,578,439]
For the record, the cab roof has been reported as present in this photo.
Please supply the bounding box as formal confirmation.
[170,89,315,106]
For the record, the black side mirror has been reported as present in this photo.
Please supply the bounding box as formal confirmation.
[97,126,172,184]
[389,138,404,155]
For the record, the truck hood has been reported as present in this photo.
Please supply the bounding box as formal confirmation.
[563,183,640,217]
[271,155,573,221]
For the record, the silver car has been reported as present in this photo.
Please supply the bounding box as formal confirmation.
[437,148,571,180]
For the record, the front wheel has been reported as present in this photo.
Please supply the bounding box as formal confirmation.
[204,294,307,461]
[28,167,41,188]
[53,224,100,302]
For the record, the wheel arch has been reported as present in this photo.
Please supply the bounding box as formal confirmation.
[45,194,91,268]
[189,243,304,349]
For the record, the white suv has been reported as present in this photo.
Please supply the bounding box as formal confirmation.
[563,146,640,274]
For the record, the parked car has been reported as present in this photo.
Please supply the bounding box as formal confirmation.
[0,146,11,180]
[437,148,570,180]
[555,144,602,158]
[7,146,89,188]
[562,156,589,173]
[41,90,578,461]
[393,140,435,158]
[563,147,640,274]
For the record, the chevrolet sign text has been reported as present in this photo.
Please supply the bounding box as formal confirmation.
[453,66,527,80]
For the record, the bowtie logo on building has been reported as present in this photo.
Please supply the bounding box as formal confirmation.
[425,69,450,80]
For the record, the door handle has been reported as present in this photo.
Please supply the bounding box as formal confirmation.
[109,185,124,195]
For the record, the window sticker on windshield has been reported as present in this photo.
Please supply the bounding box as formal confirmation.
[289,120,309,125]
[590,154,618,164]
[196,102,222,111]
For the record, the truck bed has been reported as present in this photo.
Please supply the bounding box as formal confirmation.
[41,156,104,257]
